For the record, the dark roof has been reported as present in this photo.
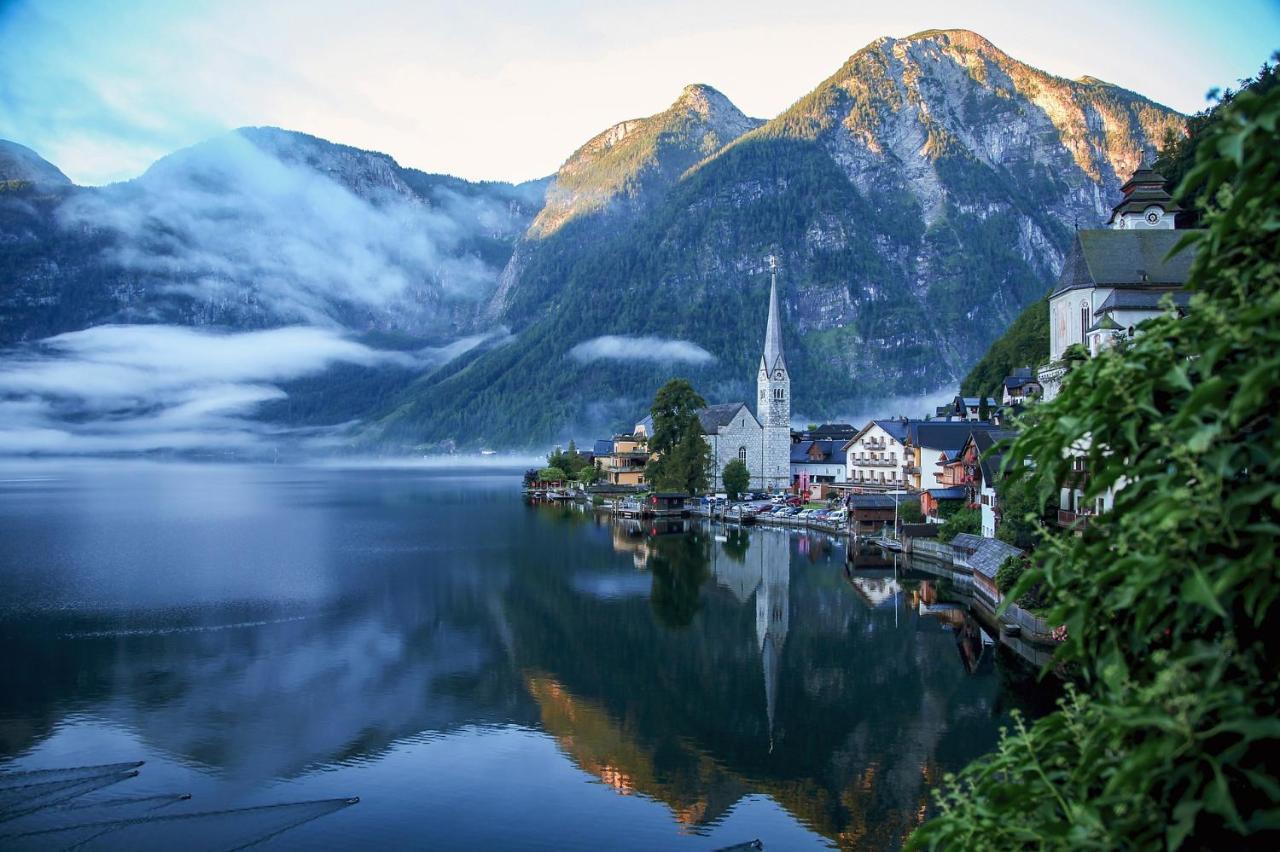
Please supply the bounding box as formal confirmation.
[1096,288,1191,314]
[872,418,911,442]
[1088,314,1123,333]
[1052,229,1199,296]
[1002,367,1035,389]
[950,533,986,554]
[848,494,918,509]
[804,423,858,439]
[908,421,1000,455]
[964,539,1024,580]
[791,439,842,464]
[697,403,751,433]
[593,439,614,456]
[1107,165,1182,223]
[926,486,968,500]
[972,429,1017,484]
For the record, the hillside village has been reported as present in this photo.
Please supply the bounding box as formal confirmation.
[531,155,1197,574]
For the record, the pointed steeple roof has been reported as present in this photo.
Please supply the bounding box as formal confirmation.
[760,261,786,373]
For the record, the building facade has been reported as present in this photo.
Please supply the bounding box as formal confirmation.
[842,419,911,489]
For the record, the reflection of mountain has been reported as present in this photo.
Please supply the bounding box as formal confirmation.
[506,523,1014,848]
[0,567,528,777]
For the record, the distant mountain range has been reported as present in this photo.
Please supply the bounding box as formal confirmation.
[0,29,1183,452]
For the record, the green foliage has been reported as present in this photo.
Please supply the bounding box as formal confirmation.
[994,473,1057,551]
[537,466,567,483]
[645,379,711,494]
[547,440,594,481]
[977,394,990,422]
[961,292,1050,396]
[994,555,1025,595]
[911,69,1280,850]
[722,459,750,501]
[937,505,980,542]
[898,501,924,524]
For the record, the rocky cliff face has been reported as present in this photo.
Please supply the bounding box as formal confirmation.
[382,29,1182,448]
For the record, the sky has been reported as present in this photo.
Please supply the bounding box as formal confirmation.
[1,0,1277,186]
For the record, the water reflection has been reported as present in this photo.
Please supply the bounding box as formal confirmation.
[0,465,1051,850]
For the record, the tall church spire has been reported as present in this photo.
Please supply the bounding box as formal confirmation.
[761,256,786,373]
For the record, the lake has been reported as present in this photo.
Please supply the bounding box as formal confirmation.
[0,462,1053,850]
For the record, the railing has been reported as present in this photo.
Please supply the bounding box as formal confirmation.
[1057,509,1091,529]
[855,458,897,467]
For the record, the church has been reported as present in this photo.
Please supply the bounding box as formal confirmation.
[1039,153,1199,401]
[636,263,793,493]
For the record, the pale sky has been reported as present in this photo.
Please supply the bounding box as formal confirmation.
[2,0,1276,186]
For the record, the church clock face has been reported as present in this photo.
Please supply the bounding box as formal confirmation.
[774,370,784,380]
[1146,210,1161,225]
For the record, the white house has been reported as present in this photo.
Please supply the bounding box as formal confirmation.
[842,419,910,488]
[1041,156,1198,400]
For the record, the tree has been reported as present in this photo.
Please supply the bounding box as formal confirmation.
[646,379,711,494]
[911,69,1280,850]
[977,393,990,422]
[993,473,1057,550]
[936,504,979,542]
[538,466,566,483]
[722,459,750,501]
[899,500,924,524]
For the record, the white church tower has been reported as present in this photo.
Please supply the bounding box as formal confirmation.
[757,258,792,491]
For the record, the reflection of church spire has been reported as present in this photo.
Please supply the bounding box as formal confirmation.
[755,535,790,752]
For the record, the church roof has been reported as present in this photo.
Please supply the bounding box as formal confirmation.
[1051,230,1200,296]
[1107,154,1182,223]
[760,269,786,373]
[1096,288,1191,314]
[697,403,753,433]
[1088,314,1124,333]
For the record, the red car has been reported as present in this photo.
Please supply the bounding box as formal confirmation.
[785,496,803,507]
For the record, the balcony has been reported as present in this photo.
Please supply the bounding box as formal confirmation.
[856,458,897,468]
[1057,509,1091,530]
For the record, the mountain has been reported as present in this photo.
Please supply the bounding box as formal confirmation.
[0,140,72,187]
[0,127,547,344]
[374,29,1183,449]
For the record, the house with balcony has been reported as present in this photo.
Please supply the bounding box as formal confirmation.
[903,421,1001,492]
[841,419,911,490]
[1001,368,1041,405]
[938,429,1017,538]
[594,435,651,486]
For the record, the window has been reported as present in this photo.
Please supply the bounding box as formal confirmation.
[1080,301,1090,343]
[738,446,747,463]
[773,388,785,400]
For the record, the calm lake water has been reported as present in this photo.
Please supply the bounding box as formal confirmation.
[0,462,1053,850]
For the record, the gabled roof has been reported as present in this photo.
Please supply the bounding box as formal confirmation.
[907,421,1000,455]
[1095,288,1191,314]
[1051,230,1199,296]
[1107,158,1182,224]
[697,403,754,434]
[847,494,918,509]
[791,439,840,464]
[1088,314,1123,333]
[964,539,1024,580]
[971,429,1017,484]
[841,418,913,451]
[1002,367,1035,389]
[926,486,968,500]
[593,439,614,456]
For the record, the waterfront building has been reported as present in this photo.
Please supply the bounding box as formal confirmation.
[903,421,1001,492]
[789,439,845,497]
[1040,155,1199,401]
[594,435,650,486]
[841,419,911,489]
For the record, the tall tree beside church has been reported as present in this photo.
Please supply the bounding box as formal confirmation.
[646,378,711,494]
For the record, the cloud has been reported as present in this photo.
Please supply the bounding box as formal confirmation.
[0,324,442,455]
[800,386,959,429]
[53,130,520,330]
[568,335,714,365]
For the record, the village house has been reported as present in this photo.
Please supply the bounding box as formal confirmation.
[903,421,1000,492]
[841,419,910,489]
[939,429,1016,538]
[789,439,845,498]
[1000,368,1041,405]
[845,493,918,536]
[934,396,999,421]
[593,435,650,486]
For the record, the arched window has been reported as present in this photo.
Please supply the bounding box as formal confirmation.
[773,388,784,400]
[1080,301,1090,343]
[738,446,747,463]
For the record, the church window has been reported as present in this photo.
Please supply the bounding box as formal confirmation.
[738,446,747,463]
[1080,301,1089,343]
